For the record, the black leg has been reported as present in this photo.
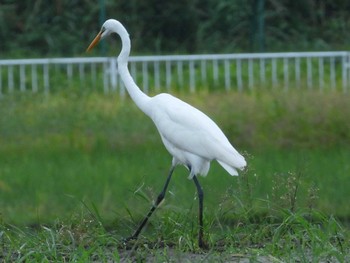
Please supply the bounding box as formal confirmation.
[126,165,175,241]
[193,175,208,249]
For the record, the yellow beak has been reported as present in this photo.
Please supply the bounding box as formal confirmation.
[86,31,102,52]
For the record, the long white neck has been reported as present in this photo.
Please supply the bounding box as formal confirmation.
[113,20,151,115]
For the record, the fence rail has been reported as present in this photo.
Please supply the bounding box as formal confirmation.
[0,51,349,96]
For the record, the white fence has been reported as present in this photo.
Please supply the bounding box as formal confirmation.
[0,51,349,96]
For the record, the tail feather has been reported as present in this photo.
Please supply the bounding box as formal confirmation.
[217,160,239,176]
[217,153,246,176]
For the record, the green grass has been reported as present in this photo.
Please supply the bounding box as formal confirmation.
[1,144,350,224]
[0,89,349,261]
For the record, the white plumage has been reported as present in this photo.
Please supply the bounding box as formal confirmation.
[148,93,246,178]
[87,19,246,248]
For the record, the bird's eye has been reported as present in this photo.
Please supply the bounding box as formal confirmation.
[101,26,106,33]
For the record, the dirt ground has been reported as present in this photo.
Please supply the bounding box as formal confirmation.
[118,248,282,263]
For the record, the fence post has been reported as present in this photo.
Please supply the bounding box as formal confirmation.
[259,59,265,87]
[8,65,14,93]
[43,64,49,94]
[342,53,349,93]
[213,59,219,87]
[248,59,254,90]
[142,61,148,93]
[330,57,335,90]
[103,61,109,94]
[224,60,230,91]
[307,57,312,89]
[0,66,2,96]
[283,57,289,91]
[295,57,300,88]
[201,60,207,87]
[318,57,324,91]
[20,65,26,92]
[236,59,242,91]
[177,61,183,87]
[154,61,160,92]
[271,58,277,89]
[189,60,195,92]
[110,58,117,91]
[166,61,171,91]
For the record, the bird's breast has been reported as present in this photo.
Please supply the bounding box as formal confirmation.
[159,135,210,177]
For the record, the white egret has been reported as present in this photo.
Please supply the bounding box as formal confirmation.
[87,19,246,249]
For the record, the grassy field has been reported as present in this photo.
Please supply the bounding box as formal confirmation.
[0,89,349,261]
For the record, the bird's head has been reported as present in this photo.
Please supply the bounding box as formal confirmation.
[86,19,119,52]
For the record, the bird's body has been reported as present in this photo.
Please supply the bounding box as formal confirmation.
[146,93,246,178]
[87,19,246,248]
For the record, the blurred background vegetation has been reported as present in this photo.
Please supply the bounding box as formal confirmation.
[1,0,350,58]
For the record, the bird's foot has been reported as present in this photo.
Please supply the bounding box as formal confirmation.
[121,235,138,247]
[199,238,209,250]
